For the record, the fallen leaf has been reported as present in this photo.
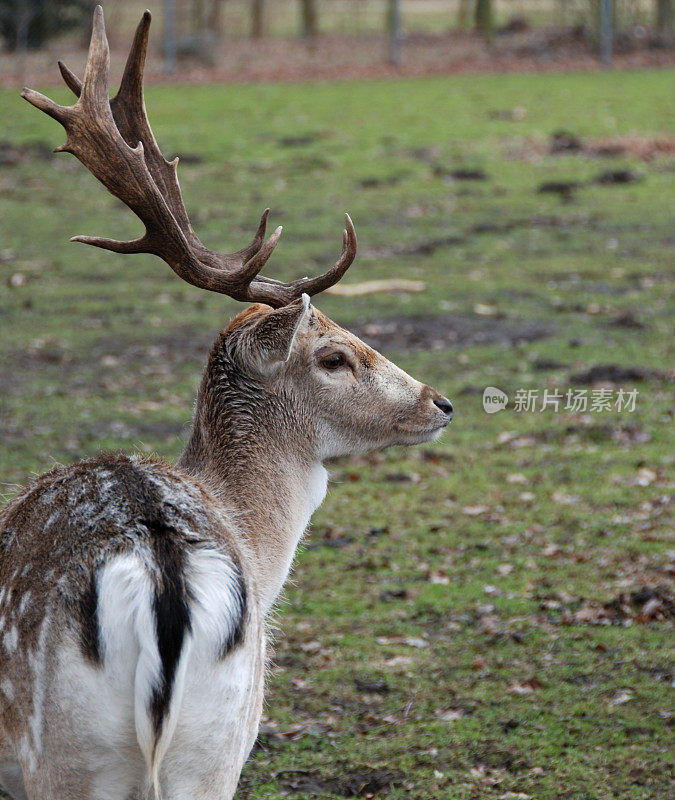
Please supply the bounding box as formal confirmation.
[507,676,542,694]
[574,605,600,622]
[8,272,26,287]
[462,504,489,516]
[384,656,414,668]
[610,689,633,705]
[473,303,500,316]
[436,707,464,722]
[552,491,580,505]
[630,468,657,487]
[543,543,562,557]
[403,636,428,649]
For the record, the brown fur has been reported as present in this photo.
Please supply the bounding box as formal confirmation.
[0,299,451,800]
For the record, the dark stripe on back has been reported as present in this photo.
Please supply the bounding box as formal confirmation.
[78,571,101,665]
[144,518,192,736]
[219,562,247,659]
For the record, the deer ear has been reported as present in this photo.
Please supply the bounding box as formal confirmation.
[236,294,314,374]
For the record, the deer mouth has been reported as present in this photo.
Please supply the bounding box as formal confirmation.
[392,419,450,444]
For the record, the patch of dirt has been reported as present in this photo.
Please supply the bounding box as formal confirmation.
[607,311,647,329]
[0,140,54,166]
[5,29,674,90]
[524,422,651,446]
[554,134,675,161]
[589,135,675,160]
[549,130,584,154]
[568,586,675,626]
[433,166,488,181]
[346,313,552,353]
[537,180,580,197]
[357,173,408,189]
[281,767,405,797]
[594,169,642,185]
[605,586,675,621]
[361,234,465,258]
[571,364,672,385]
[277,132,323,147]
[354,676,390,694]
[541,585,675,626]
[360,213,601,260]
[0,327,212,402]
[533,358,567,371]
[512,134,675,163]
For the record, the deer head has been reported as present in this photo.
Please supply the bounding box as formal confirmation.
[217,297,452,460]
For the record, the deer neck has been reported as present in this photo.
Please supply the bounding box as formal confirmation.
[177,347,327,613]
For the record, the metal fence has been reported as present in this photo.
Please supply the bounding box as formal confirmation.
[1,0,671,85]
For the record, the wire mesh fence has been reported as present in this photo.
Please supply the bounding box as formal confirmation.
[1,0,672,85]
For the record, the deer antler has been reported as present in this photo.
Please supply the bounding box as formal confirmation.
[21,6,357,308]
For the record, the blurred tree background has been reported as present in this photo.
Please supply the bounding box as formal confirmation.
[0,0,92,51]
[1,0,672,83]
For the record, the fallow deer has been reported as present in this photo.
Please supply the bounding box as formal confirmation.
[1,7,453,799]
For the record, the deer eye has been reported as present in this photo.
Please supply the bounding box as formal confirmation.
[320,353,347,371]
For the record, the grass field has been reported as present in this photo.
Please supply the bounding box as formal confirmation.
[0,69,673,799]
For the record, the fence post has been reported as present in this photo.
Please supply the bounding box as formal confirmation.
[164,0,177,75]
[388,0,402,66]
[14,1,32,84]
[600,0,612,66]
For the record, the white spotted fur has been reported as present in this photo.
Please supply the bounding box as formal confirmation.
[0,297,452,799]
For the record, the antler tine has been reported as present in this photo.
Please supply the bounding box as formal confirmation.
[22,5,358,307]
[288,213,358,296]
[80,5,110,106]
[237,223,284,285]
[116,10,151,112]
[230,208,272,264]
[58,61,82,97]
[240,214,357,308]
[20,88,73,126]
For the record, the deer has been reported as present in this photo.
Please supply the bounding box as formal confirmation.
[1,6,453,800]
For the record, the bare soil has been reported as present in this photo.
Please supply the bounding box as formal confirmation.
[3,28,674,88]
[348,312,553,352]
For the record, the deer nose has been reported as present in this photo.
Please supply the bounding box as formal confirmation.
[433,396,453,417]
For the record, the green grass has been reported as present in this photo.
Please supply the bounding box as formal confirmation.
[1,70,673,799]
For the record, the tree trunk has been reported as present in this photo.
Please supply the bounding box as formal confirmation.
[208,0,226,35]
[192,0,206,31]
[657,0,673,31]
[457,0,471,30]
[475,0,493,39]
[388,0,402,65]
[300,0,318,39]
[251,0,264,38]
